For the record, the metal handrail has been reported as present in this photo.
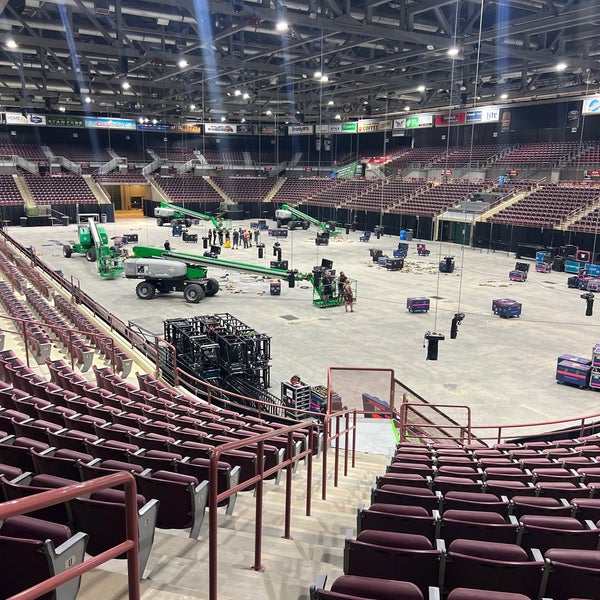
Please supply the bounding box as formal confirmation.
[207,421,315,600]
[0,472,140,600]
[321,408,357,500]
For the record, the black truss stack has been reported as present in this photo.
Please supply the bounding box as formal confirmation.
[163,313,271,390]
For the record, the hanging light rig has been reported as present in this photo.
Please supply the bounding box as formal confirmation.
[424,331,445,360]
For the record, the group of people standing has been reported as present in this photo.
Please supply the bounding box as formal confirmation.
[206,227,260,249]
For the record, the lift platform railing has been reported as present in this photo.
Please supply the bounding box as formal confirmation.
[0,472,141,600]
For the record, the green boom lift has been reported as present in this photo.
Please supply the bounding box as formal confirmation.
[154,201,226,231]
[62,217,125,279]
[124,245,356,307]
[277,204,342,235]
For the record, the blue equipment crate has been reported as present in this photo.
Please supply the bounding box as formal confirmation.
[509,270,527,281]
[586,264,600,277]
[269,280,281,295]
[493,298,521,318]
[407,297,430,313]
[590,369,600,390]
[439,258,455,273]
[556,360,591,388]
[557,354,591,368]
[492,298,512,314]
[536,251,552,263]
[587,279,600,292]
[565,260,585,274]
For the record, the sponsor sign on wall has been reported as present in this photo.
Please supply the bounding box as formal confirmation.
[435,112,467,126]
[136,123,170,131]
[5,112,47,126]
[393,114,433,129]
[204,123,236,134]
[357,119,379,133]
[500,109,512,132]
[465,107,500,123]
[288,124,314,135]
[46,115,85,128]
[170,124,201,133]
[583,96,600,115]
[83,117,137,130]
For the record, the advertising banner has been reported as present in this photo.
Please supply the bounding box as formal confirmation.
[582,95,600,115]
[393,114,433,129]
[256,125,284,135]
[316,124,329,134]
[465,107,500,123]
[204,123,236,134]
[136,123,170,132]
[170,123,201,133]
[357,119,379,133]
[47,115,85,128]
[341,122,357,133]
[84,116,137,130]
[5,112,46,126]
[500,109,512,132]
[288,124,313,135]
[435,112,467,127]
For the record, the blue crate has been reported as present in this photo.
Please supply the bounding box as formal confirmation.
[586,264,600,277]
[557,354,591,368]
[509,270,527,282]
[407,297,430,313]
[269,280,281,295]
[565,260,586,274]
[493,299,521,318]
[556,360,591,388]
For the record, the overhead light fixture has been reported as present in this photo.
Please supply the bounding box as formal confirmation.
[275,20,288,32]
[313,70,322,79]
[242,92,250,99]
[6,39,17,50]
[404,105,410,111]
[556,62,568,71]
[266,110,273,116]
[190,104,196,110]
[152,119,157,125]
[58,106,66,113]
[447,47,460,57]
[320,74,329,83]
[500,93,508,100]
[417,85,426,92]
[334,114,341,120]
[327,100,334,106]
[178,59,188,69]
[241,117,246,123]
[426,44,435,51]
[121,81,130,90]
[84,96,92,104]
[221,116,226,122]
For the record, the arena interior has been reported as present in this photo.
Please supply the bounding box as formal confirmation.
[3,1,600,599]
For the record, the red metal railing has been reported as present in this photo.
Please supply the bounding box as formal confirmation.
[207,421,315,600]
[321,408,357,500]
[0,472,140,600]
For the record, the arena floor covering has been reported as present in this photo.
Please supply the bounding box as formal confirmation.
[9,215,600,440]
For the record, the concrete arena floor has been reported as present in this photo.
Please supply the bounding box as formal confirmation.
[10,217,600,435]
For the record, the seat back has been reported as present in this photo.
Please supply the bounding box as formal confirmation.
[444,539,545,598]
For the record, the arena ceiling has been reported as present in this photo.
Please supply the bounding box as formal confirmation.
[1,0,599,125]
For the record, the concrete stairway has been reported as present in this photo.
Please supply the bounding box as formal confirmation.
[78,448,390,600]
